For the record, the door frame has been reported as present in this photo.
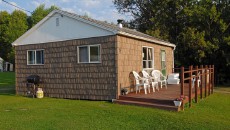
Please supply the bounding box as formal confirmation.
[160,49,166,76]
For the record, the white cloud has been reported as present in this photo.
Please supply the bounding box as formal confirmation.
[31,1,40,8]
[62,7,76,13]
[61,0,70,3]
[9,1,17,6]
[84,0,100,7]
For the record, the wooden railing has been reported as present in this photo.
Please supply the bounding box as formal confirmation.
[174,65,214,110]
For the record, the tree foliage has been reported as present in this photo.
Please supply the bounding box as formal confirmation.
[28,4,58,28]
[114,0,230,84]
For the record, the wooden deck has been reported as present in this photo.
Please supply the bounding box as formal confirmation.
[114,83,207,111]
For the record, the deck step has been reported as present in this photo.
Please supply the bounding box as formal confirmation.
[119,95,175,106]
[114,99,180,111]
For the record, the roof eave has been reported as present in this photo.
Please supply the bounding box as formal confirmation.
[117,31,176,48]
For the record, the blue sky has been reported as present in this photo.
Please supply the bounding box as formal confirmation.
[0,0,132,23]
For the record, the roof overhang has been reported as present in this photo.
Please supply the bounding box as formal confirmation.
[117,31,176,48]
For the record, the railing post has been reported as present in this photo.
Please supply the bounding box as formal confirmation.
[181,66,184,96]
[195,66,198,103]
[189,65,193,108]
[208,65,211,95]
[181,66,184,110]
[212,65,215,94]
[200,65,203,99]
[205,65,208,98]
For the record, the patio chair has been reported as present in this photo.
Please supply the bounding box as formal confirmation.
[132,71,150,94]
[151,70,167,89]
[192,72,201,88]
[141,70,159,92]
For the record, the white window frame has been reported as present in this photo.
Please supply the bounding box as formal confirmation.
[27,49,44,65]
[77,44,101,63]
[142,46,154,69]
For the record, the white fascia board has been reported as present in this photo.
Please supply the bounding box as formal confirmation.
[117,31,176,48]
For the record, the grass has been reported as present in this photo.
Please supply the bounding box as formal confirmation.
[0,72,229,129]
[0,72,15,94]
[0,72,15,87]
[214,86,230,92]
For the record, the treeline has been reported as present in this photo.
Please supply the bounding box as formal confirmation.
[0,4,58,64]
[114,0,230,84]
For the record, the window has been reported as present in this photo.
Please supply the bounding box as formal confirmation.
[78,45,101,63]
[27,50,44,65]
[142,47,154,68]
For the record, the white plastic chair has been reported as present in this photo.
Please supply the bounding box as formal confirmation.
[192,72,201,88]
[141,70,159,92]
[132,71,150,94]
[151,70,167,89]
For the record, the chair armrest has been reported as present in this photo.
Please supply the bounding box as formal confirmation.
[139,77,149,84]
[161,76,167,80]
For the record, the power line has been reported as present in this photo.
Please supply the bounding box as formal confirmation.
[2,0,32,13]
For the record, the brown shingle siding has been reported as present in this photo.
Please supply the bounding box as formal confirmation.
[116,35,174,95]
[15,35,117,100]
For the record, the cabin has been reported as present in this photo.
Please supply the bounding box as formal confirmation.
[12,10,176,100]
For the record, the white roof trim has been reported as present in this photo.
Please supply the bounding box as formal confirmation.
[117,31,176,48]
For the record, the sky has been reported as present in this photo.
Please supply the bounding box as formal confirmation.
[0,0,132,23]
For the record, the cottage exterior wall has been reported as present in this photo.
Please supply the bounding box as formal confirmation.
[15,35,117,100]
[116,35,174,94]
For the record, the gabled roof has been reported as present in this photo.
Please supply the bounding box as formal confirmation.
[12,10,175,48]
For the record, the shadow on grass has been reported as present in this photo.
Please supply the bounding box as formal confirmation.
[0,86,16,96]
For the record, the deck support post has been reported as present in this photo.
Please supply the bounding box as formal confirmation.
[195,66,198,103]
[205,65,208,98]
[200,65,203,99]
[189,65,193,108]
[180,66,184,96]
[208,65,212,95]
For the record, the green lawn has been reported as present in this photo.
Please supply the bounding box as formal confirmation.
[0,72,15,94]
[0,72,229,129]
[0,72,15,87]
[214,86,230,92]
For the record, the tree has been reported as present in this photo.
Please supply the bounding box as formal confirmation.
[0,10,28,63]
[28,4,59,28]
[0,11,11,61]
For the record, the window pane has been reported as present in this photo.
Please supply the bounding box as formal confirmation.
[28,51,35,64]
[36,50,44,64]
[90,46,100,62]
[79,46,88,62]
[143,47,147,60]
[161,51,166,61]
[148,61,152,68]
[143,61,147,68]
[148,48,152,60]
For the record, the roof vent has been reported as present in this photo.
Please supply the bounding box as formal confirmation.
[117,19,123,28]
